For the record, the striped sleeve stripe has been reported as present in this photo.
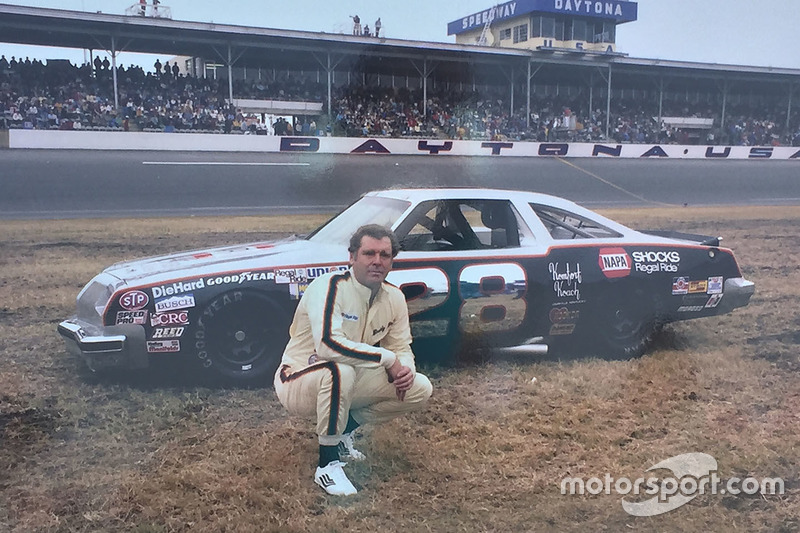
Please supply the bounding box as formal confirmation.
[322,271,382,363]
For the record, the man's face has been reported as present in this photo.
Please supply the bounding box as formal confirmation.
[350,236,394,290]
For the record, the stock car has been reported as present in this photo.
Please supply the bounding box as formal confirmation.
[58,188,755,383]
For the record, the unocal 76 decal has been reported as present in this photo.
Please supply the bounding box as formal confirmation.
[387,263,527,336]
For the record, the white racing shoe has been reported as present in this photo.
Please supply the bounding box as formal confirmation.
[314,461,357,496]
[338,431,366,461]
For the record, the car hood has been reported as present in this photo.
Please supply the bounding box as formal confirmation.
[102,237,349,287]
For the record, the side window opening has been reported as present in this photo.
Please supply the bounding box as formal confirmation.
[530,204,622,240]
[397,200,527,251]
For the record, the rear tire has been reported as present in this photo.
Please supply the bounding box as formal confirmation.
[192,289,290,384]
[596,286,659,359]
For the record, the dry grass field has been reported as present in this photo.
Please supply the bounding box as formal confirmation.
[0,207,798,532]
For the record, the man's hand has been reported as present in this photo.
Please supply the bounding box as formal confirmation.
[386,359,414,401]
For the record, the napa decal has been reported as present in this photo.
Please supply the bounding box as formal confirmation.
[598,247,631,279]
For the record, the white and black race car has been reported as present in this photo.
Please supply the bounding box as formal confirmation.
[59,188,754,383]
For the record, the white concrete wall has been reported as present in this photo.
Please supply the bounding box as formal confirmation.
[7,130,800,160]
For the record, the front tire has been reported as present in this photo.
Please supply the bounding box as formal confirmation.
[192,289,290,383]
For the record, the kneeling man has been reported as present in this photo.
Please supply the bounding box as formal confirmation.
[274,224,433,495]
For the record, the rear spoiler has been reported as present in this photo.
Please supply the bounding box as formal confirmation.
[640,230,721,247]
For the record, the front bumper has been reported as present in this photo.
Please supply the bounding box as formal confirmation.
[717,277,755,313]
[58,319,148,371]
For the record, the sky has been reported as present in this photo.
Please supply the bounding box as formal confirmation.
[1,0,798,70]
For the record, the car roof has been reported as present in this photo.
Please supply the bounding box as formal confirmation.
[367,187,572,206]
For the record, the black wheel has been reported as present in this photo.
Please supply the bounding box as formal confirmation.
[595,286,659,359]
[192,289,290,383]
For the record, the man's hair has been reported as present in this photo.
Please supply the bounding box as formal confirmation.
[348,224,400,257]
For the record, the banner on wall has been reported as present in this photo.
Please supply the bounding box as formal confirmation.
[8,130,800,160]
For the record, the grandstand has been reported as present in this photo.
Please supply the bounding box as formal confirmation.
[1,2,799,145]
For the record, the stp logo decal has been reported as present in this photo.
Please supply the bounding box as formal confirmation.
[119,290,149,310]
[598,248,631,279]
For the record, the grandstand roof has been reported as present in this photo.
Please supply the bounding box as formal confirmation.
[1,3,798,86]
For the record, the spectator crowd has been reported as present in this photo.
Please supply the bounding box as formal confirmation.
[2,54,799,146]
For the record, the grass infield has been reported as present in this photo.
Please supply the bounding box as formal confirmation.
[0,207,798,532]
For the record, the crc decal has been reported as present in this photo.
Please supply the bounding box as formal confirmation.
[598,247,631,279]
[116,310,148,325]
[119,290,149,311]
[205,271,274,286]
[151,327,185,339]
[150,311,189,327]
[549,262,583,304]
[632,250,680,274]
[152,279,204,299]
[707,276,723,294]
[386,267,449,319]
[147,340,180,353]
[459,263,526,334]
[672,277,689,295]
[154,293,196,312]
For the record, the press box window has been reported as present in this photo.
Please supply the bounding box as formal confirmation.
[499,28,512,41]
[513,24,528,43]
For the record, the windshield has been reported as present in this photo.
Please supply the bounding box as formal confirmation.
[307,196,411,246]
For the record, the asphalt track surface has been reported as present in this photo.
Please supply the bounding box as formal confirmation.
[1,149,799,219]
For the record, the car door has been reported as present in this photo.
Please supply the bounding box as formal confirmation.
[387,198,550,359]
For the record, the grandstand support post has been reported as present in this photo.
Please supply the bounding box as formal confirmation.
[720,79,728,130]
[227,45,234,104]
[111,36,119,109]
[606,65,612,139]
[409,59,438,117]
[786,83,794,132]
[526,62,542,130]
[658,77,664,124]
[526,61,531,129]
[312,52,344,135]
